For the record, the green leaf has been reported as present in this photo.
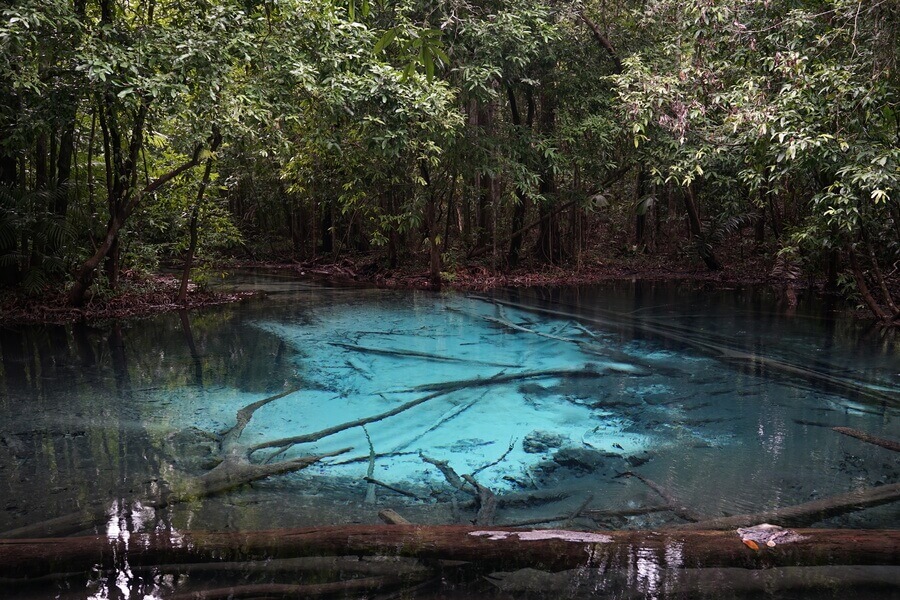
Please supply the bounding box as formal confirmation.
[374,28,397,54]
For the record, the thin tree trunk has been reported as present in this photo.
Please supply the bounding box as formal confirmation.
[848,249,891,322]
[683,185,720,271]
[178,156,215,303]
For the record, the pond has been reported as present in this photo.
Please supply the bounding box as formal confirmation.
[1,272,898,598]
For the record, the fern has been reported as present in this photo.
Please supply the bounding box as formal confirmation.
[704,213,755,246]
[771,250,801,281]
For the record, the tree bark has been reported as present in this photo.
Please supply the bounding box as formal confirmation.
[1,526,897,581]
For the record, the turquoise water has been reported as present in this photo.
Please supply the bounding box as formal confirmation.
[0,273,897,597]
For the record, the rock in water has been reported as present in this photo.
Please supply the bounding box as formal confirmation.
[523,430,567,454]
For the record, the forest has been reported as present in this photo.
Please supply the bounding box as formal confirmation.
[0,0,898,318]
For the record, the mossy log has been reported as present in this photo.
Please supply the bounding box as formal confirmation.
[1,526,898,581]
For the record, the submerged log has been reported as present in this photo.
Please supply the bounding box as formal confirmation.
[832,427,900,453]
[169,575,424,600]
[472,297,898,407]
[676,482,900,530]
[1,526,897,581]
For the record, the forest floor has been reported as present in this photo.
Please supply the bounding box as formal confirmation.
[0,239,816,325]
[0,271,259,325]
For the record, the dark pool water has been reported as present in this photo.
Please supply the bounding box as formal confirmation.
[0,273,897,598]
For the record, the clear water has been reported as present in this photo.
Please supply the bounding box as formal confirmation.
[0,273,897,598]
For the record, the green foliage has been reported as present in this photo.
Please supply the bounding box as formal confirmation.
[0,0,897,319]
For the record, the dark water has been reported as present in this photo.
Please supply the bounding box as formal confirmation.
[0,272,897,598]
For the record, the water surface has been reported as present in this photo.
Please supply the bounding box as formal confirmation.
[0,273,897,598]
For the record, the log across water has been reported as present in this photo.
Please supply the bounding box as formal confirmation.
[1,525,897,581]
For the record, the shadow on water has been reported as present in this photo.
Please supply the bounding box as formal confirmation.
[0,272,897,598]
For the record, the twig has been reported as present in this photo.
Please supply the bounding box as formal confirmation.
[622,471,701,522]
[219,387,302,452]
[410,367,604,393]
[363,426,377,504]
[471,438,517,477]
[420,454,473,495]
[248,388,457,455]
[470,296,898,407]
[362,477,427,501]
[564,493,595,526]
[390,394,485,454]
[331,342,516,368]
[674,482,900,530]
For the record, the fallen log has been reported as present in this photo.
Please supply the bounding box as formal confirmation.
[410,367,605,394]
[1,526,897,581]
[674,482,900,530]
[471,297,899,407]
[330,342,517,368]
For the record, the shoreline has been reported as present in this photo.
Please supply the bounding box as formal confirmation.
[0,258,821,326]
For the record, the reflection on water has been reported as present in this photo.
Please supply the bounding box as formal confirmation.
[0,273,897,598]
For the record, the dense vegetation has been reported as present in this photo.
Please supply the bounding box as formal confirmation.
[0,0,897,320]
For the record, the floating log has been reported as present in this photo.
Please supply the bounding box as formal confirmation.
[1,526,898,581]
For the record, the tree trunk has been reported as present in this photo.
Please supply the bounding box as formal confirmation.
[848,249,891,322]
[476,101,495,250]
[536,91,560,263]
[2,526,897,581]
[683,185,720,271]
[178,156,215,303]
[506,86,533,268]
[0,150,18,286]
[418,160,442,288]
[635,169,647,250]
[69,140,211,306]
